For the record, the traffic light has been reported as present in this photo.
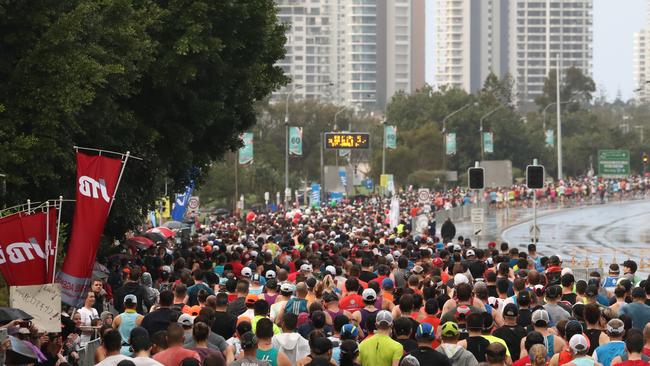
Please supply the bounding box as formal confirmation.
[468,167,485,189]
[526,165,545,189]
[643,153,648,165]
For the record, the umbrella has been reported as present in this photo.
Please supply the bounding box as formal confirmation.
[126,236,155,250]
[7,336,38,364]
[0,308,33,323]
[163,220,185,229]
[147,226,175,238]
[142,232,166,243]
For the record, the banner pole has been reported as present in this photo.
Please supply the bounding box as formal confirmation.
[45,201,50,282]
[108,151,130,214]
[53,196,63,283]
[27,199,31,213]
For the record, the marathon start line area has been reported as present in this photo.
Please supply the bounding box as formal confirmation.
[500,199,650,273]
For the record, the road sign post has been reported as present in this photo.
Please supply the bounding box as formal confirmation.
[471,207,484,247]
[598,150,630,177]
[526,159,544,242]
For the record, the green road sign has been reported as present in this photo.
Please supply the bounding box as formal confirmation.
[598,149,630,177]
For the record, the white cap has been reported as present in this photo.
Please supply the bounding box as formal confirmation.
[325,265,336,276]
[453,273,469,286]
[375,310,393,325]
[241,267,252,278]
[569,334,589,353]
[531,309,550,326]
[178,313,195,327]
[265,270,276,279]
[362,288,377,302]
[300,263,313,272]
[385,254,394,263]
[280,283,295,293]
[393,250,401,258]
[466,249,475,257]
[561,268,573,276]
[453,244,462,251]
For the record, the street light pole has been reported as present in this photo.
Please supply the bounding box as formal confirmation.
[333,106,346,168]
[382,118,387,175]
[479,105,505,161]
[442,102,478,189]
[556,54,563,181]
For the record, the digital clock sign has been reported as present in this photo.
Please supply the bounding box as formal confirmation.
[324,132,370,150]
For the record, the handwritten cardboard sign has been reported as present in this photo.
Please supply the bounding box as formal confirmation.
[10,284,61,333]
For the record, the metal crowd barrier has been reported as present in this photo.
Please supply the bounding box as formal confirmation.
[77,338,100,366]
[434,202,489,223]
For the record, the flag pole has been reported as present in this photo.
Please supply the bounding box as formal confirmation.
[53,196,63,283]
[108,151,130,214]
[45,200,50,282]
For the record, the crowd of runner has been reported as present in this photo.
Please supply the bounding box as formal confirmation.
[2,176,650,366]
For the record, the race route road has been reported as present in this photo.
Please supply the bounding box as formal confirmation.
[501,199,650,270]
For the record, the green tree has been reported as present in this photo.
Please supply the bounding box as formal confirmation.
[0,0,287,237]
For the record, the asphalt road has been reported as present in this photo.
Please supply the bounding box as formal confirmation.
[500,199,650,270]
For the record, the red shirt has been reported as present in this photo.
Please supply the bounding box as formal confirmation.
[153,346,201,366]
[418,315,441,348]
[618,361,650,366]
[369,275,387,286]
[229,261,244,278]
[512,356,530,366]
[340,294,364,312]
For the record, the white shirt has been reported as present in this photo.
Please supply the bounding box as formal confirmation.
[132,356,164,366]
[96,354,133,366]
[77,306,98,327]
[77,307,98,344]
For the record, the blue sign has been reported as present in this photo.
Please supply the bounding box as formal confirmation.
[363,178,374,190]
[330,192,344,203]
[310,183,321,208]
[171,184,194,221]
[338,168,347,188]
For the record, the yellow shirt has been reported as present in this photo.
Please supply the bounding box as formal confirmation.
[359,333,403,366]
[482,335,511,357]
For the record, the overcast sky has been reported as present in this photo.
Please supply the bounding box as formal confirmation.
[424,0,648,101]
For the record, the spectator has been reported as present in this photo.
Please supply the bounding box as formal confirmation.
[113,294,144,355]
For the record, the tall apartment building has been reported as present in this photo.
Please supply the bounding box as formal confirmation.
[509,0,593,108]
[634,2,650,104]
[273,0,425,112]
[434,0,510,93]
[634,29,650,103]
[434,0,593,108]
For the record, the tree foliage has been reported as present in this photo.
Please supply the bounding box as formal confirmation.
[0,0,287,236]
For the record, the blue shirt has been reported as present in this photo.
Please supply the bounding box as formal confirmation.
[620,302,650,329]
[594,341,625,366]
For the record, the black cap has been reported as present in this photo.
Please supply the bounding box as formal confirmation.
[503,303,519,318]
[312,337,333,355]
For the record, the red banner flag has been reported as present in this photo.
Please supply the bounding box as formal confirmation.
[58,152,124,306]
[0,209,58,286]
